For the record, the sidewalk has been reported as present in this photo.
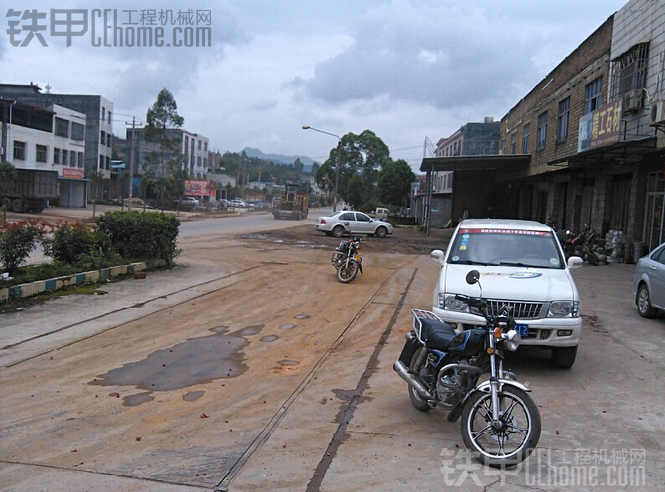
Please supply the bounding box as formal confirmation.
[4,204,205,224]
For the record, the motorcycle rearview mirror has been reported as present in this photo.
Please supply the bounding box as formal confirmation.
[465,270,480,285]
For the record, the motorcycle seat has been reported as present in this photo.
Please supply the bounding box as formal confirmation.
[420,318,457,351]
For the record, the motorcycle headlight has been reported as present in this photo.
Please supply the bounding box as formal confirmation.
[548,301,580,318]
[503,329,521,351]
[440,294,470,312]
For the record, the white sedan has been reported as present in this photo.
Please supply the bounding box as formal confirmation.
[315,211,393,238]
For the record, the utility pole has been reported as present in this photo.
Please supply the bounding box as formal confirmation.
[126,117,143,211]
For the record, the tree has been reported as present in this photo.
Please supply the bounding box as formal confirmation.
[315,130,390,208]
[0,161,17,224]
[143,88,185,179]
[378,159,416,209]
[89,170,105,218]
[346,174,365,210]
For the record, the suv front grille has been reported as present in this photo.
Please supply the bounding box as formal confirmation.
[487,300,544,319]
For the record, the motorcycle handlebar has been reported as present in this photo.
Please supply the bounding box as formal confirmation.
[454,294,487,310]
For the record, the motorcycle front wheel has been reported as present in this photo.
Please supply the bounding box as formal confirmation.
[337,259,359,283]
[461,387,541,467]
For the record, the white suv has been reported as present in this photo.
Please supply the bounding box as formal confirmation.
[430,219,583,368]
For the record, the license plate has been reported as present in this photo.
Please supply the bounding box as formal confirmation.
[516,324,529,337]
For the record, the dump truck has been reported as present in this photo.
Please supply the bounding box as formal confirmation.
[272,182,309,220]
[1,169,59,213]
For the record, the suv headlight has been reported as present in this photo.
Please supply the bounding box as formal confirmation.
[548,301,580,318]
[440,294,470,312]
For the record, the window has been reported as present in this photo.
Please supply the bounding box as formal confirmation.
[55,117,69,137]
[204,142,208,152]
[71,122,84,141]
[510,133,517,154]
[107,133,112,147]
[102,107,106,121]
[537,112,548,150]
[106,156,111,170]
[522,123,530,153]
[62,149,68,166]
[54,148,61,164]
[585,76,603,114]
[36,144,47,163]
[610,42,649,100]
[198,140,202,150]
[356,213,371,222]
[99,155,105,170]
[70,151,76,167]
[557,97,570,141]
[108,111,112,124]
[100,130,106,145]
[13,141,26,160]
[78,152,84,168]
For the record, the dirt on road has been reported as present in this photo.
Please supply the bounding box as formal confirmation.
[240,223,453,256]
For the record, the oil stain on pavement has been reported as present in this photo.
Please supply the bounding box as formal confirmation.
[89,325,264,398]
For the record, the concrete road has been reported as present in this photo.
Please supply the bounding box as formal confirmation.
[1,222,664,491]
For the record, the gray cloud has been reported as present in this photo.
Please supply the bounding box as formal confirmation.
[294,0,616,112]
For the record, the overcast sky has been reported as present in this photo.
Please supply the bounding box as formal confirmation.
[1,0,629,171]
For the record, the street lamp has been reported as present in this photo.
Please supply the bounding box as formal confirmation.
[302,125,341,213]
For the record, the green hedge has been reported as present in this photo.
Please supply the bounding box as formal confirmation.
[95,211,181,265]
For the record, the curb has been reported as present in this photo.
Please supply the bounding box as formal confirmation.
[0,260,167,303]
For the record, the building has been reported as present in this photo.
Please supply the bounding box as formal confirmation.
[126,127,209,179]
[0,98,88,207]
[0,83,113,180]
[421,0,665,261]
[422,118,501,227]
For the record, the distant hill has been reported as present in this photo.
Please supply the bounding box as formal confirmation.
[242,147,317,170]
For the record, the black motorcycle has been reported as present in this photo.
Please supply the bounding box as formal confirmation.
[394,270,541,467]
[564,225,599,265]
[331,236,362,283]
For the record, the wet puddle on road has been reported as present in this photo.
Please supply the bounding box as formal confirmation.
[90,314,310,406]
[90,325,264,404]
[183,390,206,402]
[123,392,154,407]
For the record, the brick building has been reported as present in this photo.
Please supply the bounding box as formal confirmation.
[421,0,665,260]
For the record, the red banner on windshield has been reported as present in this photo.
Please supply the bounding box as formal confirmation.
[460,228,549,236]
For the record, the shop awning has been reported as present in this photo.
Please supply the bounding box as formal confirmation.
[548,135,658,167]
[420,154,531,173]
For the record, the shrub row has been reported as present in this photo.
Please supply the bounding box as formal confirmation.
[0,211,180,279]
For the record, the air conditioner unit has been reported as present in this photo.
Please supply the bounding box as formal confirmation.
[623,89,644,112]
[650,100,665,126]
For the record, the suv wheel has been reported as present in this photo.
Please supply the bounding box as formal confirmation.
[551,346,577,369]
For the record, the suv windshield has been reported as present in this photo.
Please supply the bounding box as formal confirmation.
[447,227,564,269]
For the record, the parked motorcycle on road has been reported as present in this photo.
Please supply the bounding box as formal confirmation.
[393,270,541,467]
[564,226,599,265]
[331,236,362,283]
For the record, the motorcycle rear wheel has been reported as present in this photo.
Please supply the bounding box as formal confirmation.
[461,387,540,467]
[337,260,359,283]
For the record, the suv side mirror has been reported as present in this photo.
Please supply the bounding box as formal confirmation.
[567,256,584,269]
[430,249,445,266]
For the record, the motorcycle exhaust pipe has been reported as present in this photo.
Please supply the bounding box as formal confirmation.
[393,360,433,400]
